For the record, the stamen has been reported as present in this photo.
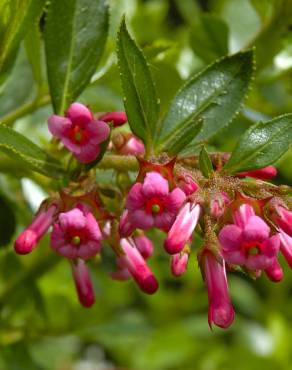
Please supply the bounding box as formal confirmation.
[152,204,160,214]
[72,236,81,246]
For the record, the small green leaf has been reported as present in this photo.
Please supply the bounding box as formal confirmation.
[189,14,229,64]
[44,0,109,114]
[0,125,64,178]
[0,0,46,85]
[199,146,213,178]
[117,17,160,151]
[155,50,254,155]
[223,114,292,174]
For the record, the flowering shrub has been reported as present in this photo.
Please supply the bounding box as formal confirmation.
[1,1,292,352]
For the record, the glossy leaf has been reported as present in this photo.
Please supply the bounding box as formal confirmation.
[44,0,109,114]
[117,17,160,150]
[223,114,292,173]
[0,0,46,85]
[0,125,64,178]
[199,146,214,178]
[189,14,229,64]
[155,50,254,155]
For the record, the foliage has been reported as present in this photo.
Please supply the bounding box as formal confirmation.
[0,1,292,370]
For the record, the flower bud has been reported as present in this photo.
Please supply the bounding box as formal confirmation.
[100,111,127,127]
[134,235,154,259]
[279,229,292,268]
[164,202,200,254]
[14,204,57,254]
[237,166,277,180]
[177,174,199,195]
[171,252,189,277]
[265,258,283,282]
[209,192,230,219]
[203,251,234,329]
[71,259,95,307]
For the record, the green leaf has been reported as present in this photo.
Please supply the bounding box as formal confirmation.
[44,0,109,114]
[0,125,64,178]
[24,23,43,88]
[189,14,229,64]
[0,0,46,85]
[199,146,213,178]
[155,50,254,155]
[223,114,292,174]
[117,17,160,150]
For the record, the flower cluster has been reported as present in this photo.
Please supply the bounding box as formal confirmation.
[14,102,292,330]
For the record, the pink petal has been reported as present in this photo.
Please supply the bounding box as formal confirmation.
[261,235,280,258]
[171,253,188,277]
[78,240,101,260]
[50,224,66,250]
[129,209,154,230]
[126,183,145,211]
[154,211,175,231]
[164,188,186,212]
[242,215,270,242]
[141,172,169,198]
[66,102,93,125]
[134,235,154,259]
[279,229,292,268]
[119,210,135,237]
[265,258,283,282]
[111,268,131,280]
[246,254,273,270]
[74,143,100,163]
[48,115,71,138]
[57,244,78,259]
[218,224,243,251]
[88,120,110,143]
[58,208,86,230]
[233,204,255,228]
[85,213,102,241]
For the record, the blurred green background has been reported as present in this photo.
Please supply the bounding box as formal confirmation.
[1,0,292,369]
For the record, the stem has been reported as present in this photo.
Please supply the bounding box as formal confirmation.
[1,95,51,126]
[98,154,138,171]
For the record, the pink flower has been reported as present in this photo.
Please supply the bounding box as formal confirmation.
[177,174,199,195]
[279,229,292,268]
[271,205,292,237]
[119,136,145,156]
[210,192,230,219]
[171,252,189,277]
[15,204,57,254]
[265,258,283,282]
[71,259,95,307]
[219,204,280,270]
[237,166,277,180]
[164,202,200,254]
[48,102,110,163]
[203,251,234,329]
[100,111,127,127]
[117,238,159,294]
[50,204,102,260]
[125,172,186,232]
[119,210,135,237]
[134,235,154,259]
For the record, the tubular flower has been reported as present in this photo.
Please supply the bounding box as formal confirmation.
[125,171,186,232]
[164,202,200,254]
[100,111,127,127]
[271,204,292,237]
[15,203,57,254]
[218,204,280,270]
[50,204,102,260]
[71,259,95,307]
[171,251,189,277]
[115,238,159,294]
[279,229,292,268]
[265,258,283,282]
[209,192,230,219]
[236,166,277,180]
[177,174,199,196]
[203,251,234,329]
[48,102,110,163]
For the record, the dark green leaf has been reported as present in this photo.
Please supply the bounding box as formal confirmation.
[0,0,46,85]
[44,0,109,114]
[25,23,43,88]
[223,114,292,173]
[189,14,229,64]
[155,50,254,155]
[0,194,16,246]
[117,17,160,150]
[0,125,64,178]
[199,146,214,177]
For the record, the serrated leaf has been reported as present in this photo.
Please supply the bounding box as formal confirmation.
[44,0,109,114]
[189,14,229,64]
[0,0,46,85]
[223,114,292,174]
[199,146,213,178]
[0,125,64,178]
[117,17,160,150]
[155,50,254,155]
